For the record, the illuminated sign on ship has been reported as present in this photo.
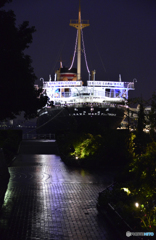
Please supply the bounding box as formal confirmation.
[46,81,82,87]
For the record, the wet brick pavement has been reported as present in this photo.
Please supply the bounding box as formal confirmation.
[0,140,120,240]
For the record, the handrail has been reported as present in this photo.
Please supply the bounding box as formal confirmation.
[22,133,55,140]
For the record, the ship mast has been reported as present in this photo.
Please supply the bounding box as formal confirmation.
[69,0,89,80]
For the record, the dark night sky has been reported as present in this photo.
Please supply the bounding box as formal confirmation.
[3,0,156,100]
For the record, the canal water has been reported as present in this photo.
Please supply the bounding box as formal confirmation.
[0,140,120,240]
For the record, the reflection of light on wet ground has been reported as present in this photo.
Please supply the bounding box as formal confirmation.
[80,169,86,177]
[0,152,117,240]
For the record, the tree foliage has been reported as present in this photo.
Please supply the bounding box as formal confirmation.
[0,6,47,120]
[0,0,12,8]
[126,140,156,230]
[100,135,156,231]
[137,101,145,137]
[70,133,102,159]
[148,92,156,137]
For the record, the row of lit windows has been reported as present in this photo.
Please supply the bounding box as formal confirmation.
[69,112,116,116]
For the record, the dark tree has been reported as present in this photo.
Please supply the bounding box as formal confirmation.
[137,100,145,137]
[0,0,12,8]
[0,6,47,120]
[149,92,156,138]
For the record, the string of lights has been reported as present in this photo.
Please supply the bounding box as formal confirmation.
[68,28,90,75]
[68,30,78,70]
[81,28,90,74]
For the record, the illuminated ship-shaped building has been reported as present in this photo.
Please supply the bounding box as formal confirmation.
[36,1,136,134]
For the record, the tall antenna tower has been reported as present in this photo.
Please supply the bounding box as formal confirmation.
[69,0,89,80]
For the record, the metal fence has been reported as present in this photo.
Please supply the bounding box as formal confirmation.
[22,133,55,140]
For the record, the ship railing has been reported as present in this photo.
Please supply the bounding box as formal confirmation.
[124,82,134,89]
[87,81,135,89]
[105,91,121,98]
[53,92,81,99]
[70,19,89,25]
[87,81,124,87]
[58,102,124,108]
[22,133,55,140]
[62,92,80,98]
[93,90,123,99]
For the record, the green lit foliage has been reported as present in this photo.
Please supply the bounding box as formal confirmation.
[128,141,156,189]
[128,130,150,159]
[57,130,130,168]
[123,139,156,230]
[103,134,156,231]
[128,132,136,158]
[99,180,156,231]
[70,133,102,159]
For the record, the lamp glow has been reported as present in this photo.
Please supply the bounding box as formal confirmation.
[121,187,131,195]
[135,202,139,208]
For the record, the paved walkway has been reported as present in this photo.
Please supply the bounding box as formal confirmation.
[0,140,119,240]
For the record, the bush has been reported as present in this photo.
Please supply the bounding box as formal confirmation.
[98,135,156,232]
[0,130,22,164]
[57,129,130,169]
